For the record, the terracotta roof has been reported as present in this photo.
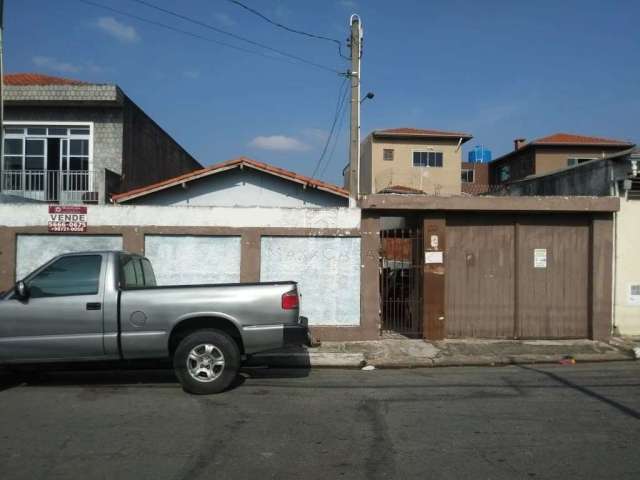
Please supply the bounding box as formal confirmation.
[373,127,473,139]
[112,156,350,202]
[531,132,634,146]
[491,132,635,164]
[3,73,88,86]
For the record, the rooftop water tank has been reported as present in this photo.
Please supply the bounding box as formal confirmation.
[468,145,492,164]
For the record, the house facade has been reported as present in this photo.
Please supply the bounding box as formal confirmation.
[489,133,635,185]
[347,128,473,196]
[112,156,349,207]
[460,161,489,195]
[1,73,201,204]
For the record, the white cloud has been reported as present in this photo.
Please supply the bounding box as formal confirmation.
[213,12,235,27]
[32,56,82,73]
[249,135,311,152]
[96,17,139,43]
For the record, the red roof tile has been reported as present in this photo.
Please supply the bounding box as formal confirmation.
[374,127,472,139]
[112,156,349,202]
[4,73,88,86]
[531,132,634,146]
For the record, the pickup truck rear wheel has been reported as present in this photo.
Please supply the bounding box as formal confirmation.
[173,329,240,394]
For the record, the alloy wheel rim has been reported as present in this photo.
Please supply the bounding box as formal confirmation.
[186,343,225,383]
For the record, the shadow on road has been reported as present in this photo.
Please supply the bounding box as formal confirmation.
[518,365,640,421]
[0,356,311,393]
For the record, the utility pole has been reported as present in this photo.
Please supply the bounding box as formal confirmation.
[348,14,362,207]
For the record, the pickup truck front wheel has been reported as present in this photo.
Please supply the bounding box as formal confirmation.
[173,329,240,394]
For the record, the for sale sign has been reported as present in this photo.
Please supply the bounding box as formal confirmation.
[48,205,88,232]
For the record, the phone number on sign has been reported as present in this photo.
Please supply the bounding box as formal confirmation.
[48,222,87,232]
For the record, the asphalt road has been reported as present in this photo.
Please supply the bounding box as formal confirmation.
[1,362,639,480]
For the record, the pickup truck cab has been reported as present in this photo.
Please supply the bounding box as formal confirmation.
[0,250,309,394]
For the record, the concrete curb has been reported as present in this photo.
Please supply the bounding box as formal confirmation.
[250,351,635,369]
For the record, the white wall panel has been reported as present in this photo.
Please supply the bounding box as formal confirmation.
[145,235,241,285]
[16,235,122,280]
[261,236,361,326]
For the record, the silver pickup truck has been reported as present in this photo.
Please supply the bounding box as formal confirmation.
[0,250,309,394]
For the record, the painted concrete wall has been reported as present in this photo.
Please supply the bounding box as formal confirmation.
[15,234,122,280]
[615,199,640,335]
[144,235,241,285]
[124,168,348,208]
[260,236,361,326]
[0,204,361,230]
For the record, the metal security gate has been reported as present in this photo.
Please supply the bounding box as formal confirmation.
[380,225,423,336]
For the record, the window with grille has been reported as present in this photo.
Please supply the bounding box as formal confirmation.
[383,149,394,161]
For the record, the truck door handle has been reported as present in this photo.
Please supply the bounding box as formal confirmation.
[86,302,102,311]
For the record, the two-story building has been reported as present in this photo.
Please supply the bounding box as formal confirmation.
[1,73,201,204]
[489,133,635,186]
[347,128,473,196]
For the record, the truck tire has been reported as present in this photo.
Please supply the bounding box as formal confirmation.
[173,329,241,394]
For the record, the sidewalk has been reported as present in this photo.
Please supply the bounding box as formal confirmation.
[250,337,639,368]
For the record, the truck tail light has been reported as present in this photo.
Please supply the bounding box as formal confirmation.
[282,290,299,310]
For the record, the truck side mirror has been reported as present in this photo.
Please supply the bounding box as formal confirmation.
[14,281,29,300]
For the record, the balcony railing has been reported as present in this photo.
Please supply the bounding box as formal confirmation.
[1,170,99,204]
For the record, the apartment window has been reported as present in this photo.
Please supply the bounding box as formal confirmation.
[2,124,91,174]
[413,151,443,168]
[567,158,595,167]
[383,149,394,161]
[461,169,474,183]
[1,124,92,193]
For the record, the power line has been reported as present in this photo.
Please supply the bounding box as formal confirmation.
[128,0,344,75]
[78,0,309,69]
[225,0,349,60]
[311,77,350,179]
[319,92,349,179]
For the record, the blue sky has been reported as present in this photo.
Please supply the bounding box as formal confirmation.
[6,0,640,184]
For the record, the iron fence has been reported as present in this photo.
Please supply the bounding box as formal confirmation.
[1,170,98,203]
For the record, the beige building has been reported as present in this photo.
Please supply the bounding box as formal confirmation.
[346,128,473,196]
[490,133,635,185]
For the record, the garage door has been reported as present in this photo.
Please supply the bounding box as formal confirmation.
[446,214,516,338]
[517,217,590,338]
[444,215,590,339]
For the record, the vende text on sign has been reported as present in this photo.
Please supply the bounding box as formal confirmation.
[48,205,88,232]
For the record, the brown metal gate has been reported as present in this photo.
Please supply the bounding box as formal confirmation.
[445,214,591,339]
[380,226,423,336]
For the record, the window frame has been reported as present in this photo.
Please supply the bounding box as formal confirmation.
[383,148,394,161]
[412,150,444,168]
[2,121,94,176]
[461,169,475,183]
[25,254,104,299]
